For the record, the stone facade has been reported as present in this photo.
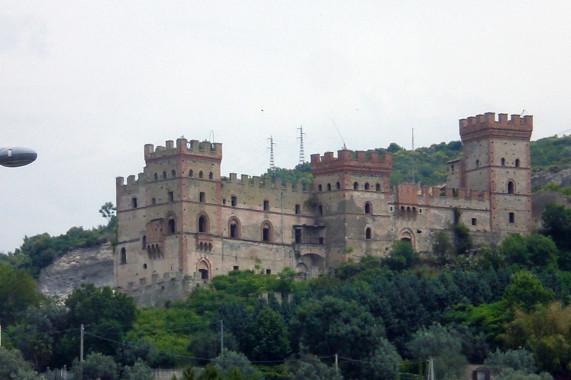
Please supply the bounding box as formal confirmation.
[115,112,533,292]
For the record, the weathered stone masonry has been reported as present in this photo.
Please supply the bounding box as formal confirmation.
[115,112,533,294]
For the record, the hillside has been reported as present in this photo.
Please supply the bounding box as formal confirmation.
[265,135,571,188]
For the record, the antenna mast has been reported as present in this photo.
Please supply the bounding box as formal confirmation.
[411,128,415,184]
[331,119,347,150]
[297,126,306,164]
[267,136,276,171]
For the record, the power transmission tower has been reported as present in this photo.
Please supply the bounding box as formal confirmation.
[267,136,276,171]
[297,126,306,164]
[411,128,415,184]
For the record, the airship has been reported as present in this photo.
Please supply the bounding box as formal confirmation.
[0,147,37,167]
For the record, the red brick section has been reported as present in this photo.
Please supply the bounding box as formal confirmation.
[310,149,392,177]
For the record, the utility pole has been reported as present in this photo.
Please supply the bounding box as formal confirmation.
[427,358,435,380]
[335,354,339,374]
[80,324,84,362]
[297,126,306,164]
[80,324,84,380]
[220,320,224,358]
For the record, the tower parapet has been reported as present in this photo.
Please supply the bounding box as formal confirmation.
[311,149,392,176]
[459,112,533,142]
[144,138,222,162]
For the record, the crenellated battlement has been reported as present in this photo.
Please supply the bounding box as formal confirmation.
[460,112,533,142]
[311,149,392,176]
[144,138,222,162]
[394,184,489,206]
[222,173,309,193]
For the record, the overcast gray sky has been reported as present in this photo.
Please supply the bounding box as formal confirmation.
[1,1,570,253]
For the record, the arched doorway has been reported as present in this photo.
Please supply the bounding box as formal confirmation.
[196,258,211,280]
[398,228,416,250]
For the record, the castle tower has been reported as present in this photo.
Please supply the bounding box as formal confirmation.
[459,112,533,233]
[310,150,392,264]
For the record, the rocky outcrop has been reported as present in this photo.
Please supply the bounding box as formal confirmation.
[531,168,571,188]
[38,243,114,300]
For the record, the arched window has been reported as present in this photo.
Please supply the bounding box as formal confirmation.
[162,171,167,179]
[261,221,273,243]
[364,202,372,214]
[171,170,176,177]
[120,248,127,264]
[197,259,210,280]
[199,171,204,178]
[209,172,213,179]
[229,217,241,238]
[198,214,209,233]
[189,170,194,177]
[353,182,359,190]
[376,183,381,191]
[168,219,176,234]
[317,204,323,216]
[476,160,480,168]
[327,183,331,191]
[154,173,158,180]
[515,159,520,168]
[365,227,372,240]
[501,158,506,166]
[507,181,514,194]
[364,182,370,190]
[336,182,341,190]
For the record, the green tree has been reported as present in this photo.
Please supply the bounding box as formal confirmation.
[384,240,419,271]
[0,263,41,324]
[0,346,42,380]
[64,284,136,361]
[503,271,554,312]
[72,352,119,380]
[286,355,343,380]
[212,349,263,379]
[362,338,401,380]
[431,231,454,266]
[541,203,571,252]
[484,348,537,374]
[120,358,154,380]
[407,323,469,380]
[500,302,571,376]
[251,306,290,361]
[7,298,68,371]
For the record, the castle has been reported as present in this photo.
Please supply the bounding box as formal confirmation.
[115,112,533,291]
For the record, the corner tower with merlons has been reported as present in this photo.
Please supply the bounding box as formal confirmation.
[115,112,533,301]
[448,112,533,233]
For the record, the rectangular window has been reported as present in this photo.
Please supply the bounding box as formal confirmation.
[131,197,138,208]
[471,218,477,226]
[233,266,239,271]
[231,196,237,207]
[263,200,269,211]
[295,204,301,214]
[294,228,302,243]
[151,198,156,205]
[509,212,515,223]
[199,192,205,202]
[168,191,174,202]
[266,269,271,275]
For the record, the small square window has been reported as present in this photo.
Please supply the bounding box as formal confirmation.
[233,266,239,271]
[266,269,271,275]
[471,218,477,226]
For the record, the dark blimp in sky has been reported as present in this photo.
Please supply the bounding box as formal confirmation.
[0,147,37,167]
